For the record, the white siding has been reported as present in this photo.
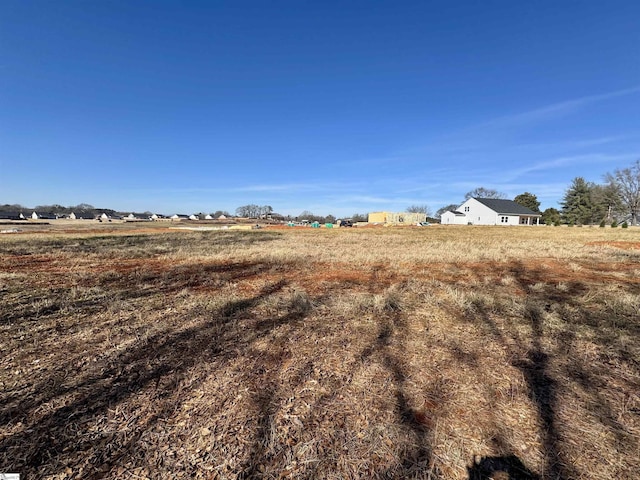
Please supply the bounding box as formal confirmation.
[456,198,499,225]
[441,199,541,225]
[496,215,520,225]
[440,211,467,225]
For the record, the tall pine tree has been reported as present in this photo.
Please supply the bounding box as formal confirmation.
[561,177,594,225]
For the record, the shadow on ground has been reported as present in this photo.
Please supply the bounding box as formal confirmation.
[1,235,638,479]
[451,260,639,479]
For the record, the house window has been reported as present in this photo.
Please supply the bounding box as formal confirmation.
[501,216,509,223]
[464,206,470,212]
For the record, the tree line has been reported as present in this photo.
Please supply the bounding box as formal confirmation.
[6,160,638,225]
[432,160,639,226]
[548,159,639,225]
[0,203,123,217]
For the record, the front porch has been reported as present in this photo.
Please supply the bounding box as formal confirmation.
[519,216,541,225]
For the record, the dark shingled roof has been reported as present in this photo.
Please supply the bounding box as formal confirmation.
[474,198,540,215]
[0,211,25,220]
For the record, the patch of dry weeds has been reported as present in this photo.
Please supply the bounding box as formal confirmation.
[1,226,638,479]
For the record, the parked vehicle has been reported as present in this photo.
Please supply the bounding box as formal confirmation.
[338,219,353,227]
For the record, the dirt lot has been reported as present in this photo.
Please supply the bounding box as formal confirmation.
[1,224,639,479]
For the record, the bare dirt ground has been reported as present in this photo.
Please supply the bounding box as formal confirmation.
[1,225,639,479]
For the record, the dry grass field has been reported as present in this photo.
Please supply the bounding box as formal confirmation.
[1,225,639,479]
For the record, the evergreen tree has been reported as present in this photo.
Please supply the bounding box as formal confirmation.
[561,177,595,225]
[513,192,541,213]
[541,207,561,225]
[590,183,623,223]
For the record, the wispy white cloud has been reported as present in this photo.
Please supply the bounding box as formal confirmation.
[119,92,640,215]
[513,135,630,151]
[335,88,640,171]
[135,182,360,195]
[227,183,322,193]
[475,85,640,129]
[503,152,639,181]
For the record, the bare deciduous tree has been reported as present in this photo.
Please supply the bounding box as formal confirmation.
[436,204,460,217]
[464,187,506,200]
[605,160,640,225]
[235,204,273,218]
[406,204,432,216]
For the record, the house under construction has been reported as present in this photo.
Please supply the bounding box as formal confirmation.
[368,211,426,225]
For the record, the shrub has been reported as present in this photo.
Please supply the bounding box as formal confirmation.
[554,220,561,227]
[621,221,628,228]
[599,220,606,228]
[611,220,618,228]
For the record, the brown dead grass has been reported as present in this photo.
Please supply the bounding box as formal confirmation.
[586,240,640,250]
[1,225,639,479]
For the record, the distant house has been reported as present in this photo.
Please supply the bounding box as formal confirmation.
[100,213,110,221]
[441,198,541,225]
[218,214,227,220]
[125,213,137,220]
[171,214,190,221]
[69,212,77,220]
[0,211,26,220]
[32,211,57,220]
[205,214,213,220]
[150,214,159,220]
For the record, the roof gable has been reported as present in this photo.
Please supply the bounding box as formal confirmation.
[473,198,539,215]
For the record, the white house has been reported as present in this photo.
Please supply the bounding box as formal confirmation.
[69,212,77,220]
[31,211,39,220]
[0,211,26,220]
[205,214,213,220]
[440,210,466,224]
[441,198,541,225]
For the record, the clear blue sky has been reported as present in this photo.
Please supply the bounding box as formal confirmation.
[2,1,639,216]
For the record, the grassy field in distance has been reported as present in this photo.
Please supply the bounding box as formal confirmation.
[1,224,639,479]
